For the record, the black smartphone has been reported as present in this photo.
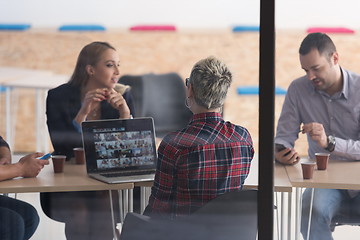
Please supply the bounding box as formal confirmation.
[275,144,291,156]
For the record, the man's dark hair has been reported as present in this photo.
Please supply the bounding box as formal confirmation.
[299,32,337,60]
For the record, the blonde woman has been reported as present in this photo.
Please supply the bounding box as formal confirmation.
[42,42,134,240]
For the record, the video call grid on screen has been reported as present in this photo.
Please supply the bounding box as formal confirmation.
[92,128,156,170]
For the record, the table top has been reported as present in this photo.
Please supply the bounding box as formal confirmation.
[243,159,292,192]
[135,158,293,192]
[285,159,360,190]
[0,160,133,194]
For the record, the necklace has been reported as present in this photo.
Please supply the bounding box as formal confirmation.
[90,105,101,118]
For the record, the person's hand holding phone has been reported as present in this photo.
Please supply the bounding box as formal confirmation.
[37,153,52,160]
[275,144,300,165]
[19,152,50,178]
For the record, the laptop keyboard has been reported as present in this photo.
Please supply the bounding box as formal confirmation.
[100,170,155,178]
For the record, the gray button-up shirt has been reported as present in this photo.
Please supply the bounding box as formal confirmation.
[275,68,360,160]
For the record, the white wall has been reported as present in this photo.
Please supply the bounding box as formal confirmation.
[275,0,360,29]
[0,0,260,29]
[0,0,359,30]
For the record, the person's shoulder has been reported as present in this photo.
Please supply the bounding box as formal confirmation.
[48,82,71,93]
[287,75,312,94]
[233,124,252,139]
[343,68,359,76]
[233,123,249,132]
[161,130,182,144]
[289,75,308,87]
[160,127,195,149]
[221,121,252,143]
[48,83,77,97]
[344,69,360,84]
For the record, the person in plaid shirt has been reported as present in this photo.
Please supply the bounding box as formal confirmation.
[144,56,254,219]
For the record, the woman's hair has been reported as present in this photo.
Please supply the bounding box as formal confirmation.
[68,41,116,87]
[189,56,232,109]
[299,32,336,61]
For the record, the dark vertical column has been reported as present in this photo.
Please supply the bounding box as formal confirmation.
[258,0,275,239]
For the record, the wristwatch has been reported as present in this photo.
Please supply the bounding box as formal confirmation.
[325,135,336,152]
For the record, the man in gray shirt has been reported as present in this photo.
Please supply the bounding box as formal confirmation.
[275,32,360,240]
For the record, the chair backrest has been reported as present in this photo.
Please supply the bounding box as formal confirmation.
[184,189,258,239]
[330,211,360,232]
[191,189,258,216]
[119,73,193,137]
[120,190,258,240]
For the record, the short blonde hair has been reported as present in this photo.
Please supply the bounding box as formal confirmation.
[189,56,232,109]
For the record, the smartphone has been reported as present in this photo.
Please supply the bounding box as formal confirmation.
[37,153,52,160]
[275,144,291,156]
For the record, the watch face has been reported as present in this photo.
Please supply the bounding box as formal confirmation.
[326,135,335,152]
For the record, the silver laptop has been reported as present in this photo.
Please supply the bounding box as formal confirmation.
[81,117,156,184]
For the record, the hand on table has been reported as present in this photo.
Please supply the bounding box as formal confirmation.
[18,152,50,178]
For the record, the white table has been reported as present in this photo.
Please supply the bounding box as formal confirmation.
[0,157,134,240]
[286,159,360,240]
[0,157,133,193]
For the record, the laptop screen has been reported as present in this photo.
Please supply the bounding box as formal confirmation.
[81,118,157,173]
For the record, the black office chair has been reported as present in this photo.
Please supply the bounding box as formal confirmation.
[330,205,360,232]
[119,73,193,138]
[120,190,258,240]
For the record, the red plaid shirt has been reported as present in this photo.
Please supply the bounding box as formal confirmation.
[146,112,254,219]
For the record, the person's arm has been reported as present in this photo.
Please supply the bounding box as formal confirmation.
[275,83,301,165]
[122,90,135,117]
[74,88,109,124]
[114,83,135,118]
[107,88,131,119]
[302,122,360,160]
[46,87,83,158]
[0,163,23,181]
[101,88,136,120]
[146,138,176,217]
[0,152,49,181]
[331,137,360,160]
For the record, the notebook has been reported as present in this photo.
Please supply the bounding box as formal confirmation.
[81,117,157,184]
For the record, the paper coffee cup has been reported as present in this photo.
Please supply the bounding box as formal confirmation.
[301,161,316,179]
[315,153,330,170]
[73,147,85,165]
[52,155,66,173]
